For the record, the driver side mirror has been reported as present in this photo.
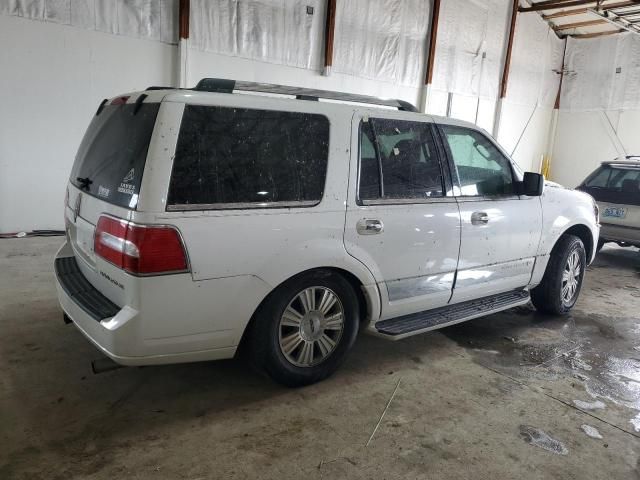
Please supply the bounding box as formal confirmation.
[519,172,545,196]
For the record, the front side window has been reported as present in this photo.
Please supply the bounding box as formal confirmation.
[168,106,330,207]
[440,125,514,196]
[358,118,444,201]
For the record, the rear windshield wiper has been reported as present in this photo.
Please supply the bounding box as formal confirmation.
[76,177,93,190]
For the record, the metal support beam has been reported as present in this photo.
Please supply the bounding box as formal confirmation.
[520,0,597,12]
[493,0,519,138]
[543,7,588,19]
[420,0,442,112]
[500,0,520,99]
[179,0,189,39]
[554,18,608,29]
[323,0,337,76]
[178,0,190,88]
[570,28,626,36]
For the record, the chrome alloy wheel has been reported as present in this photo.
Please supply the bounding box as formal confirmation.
[562,250,582,304]
[278,286,345,367]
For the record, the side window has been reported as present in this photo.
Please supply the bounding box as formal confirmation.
[441,125,514,196]
[358,118,444,201]
[168,106,329,207]
[359,122,381,200]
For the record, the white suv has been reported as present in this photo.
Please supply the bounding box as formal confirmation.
[55,79,600,386]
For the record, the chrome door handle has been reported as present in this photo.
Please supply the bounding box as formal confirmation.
[356,219,384,235]
[471,212,489,225]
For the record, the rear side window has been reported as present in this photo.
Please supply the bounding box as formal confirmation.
[168,106,330,208]
[359,118,444,202]
[70,103,160,209]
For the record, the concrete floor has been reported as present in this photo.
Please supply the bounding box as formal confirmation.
[1,237,639,479]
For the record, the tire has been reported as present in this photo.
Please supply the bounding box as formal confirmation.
[596,239,605,253]
[248,269,360,387]
[531,234,586,315]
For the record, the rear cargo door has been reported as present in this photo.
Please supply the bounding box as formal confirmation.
[64,95,161,304]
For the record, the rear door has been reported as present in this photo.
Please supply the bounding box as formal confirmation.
[344,113,461,320]
[436,122,542,303]
[65,94,162,305]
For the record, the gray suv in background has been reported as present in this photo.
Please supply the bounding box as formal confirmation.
[578,157,640,251]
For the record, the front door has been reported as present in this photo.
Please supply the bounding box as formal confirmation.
[436,122,542,303]
[344,114,461,320]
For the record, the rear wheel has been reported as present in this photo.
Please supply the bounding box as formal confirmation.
[531,234,586,315]
[248,270,359,387]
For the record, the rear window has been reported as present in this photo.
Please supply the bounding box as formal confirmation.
[70,102,160,209]
[584,165,640,190]
[167,105,330,209]
[581,165,640,206]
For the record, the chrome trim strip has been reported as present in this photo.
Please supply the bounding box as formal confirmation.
[166,200,320,211]
[361,197,455,206]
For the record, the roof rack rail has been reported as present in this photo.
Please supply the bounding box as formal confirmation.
[192,78,418,112]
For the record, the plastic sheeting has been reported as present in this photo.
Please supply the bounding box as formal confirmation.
[432,0,510,100]
[507,13,564,108]
[332,0,430,87]
[562,33,640,112]
[190,0,325,70]
[0,0,178,44]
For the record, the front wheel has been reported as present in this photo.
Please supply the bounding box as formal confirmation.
[531,234,586,315]
[248,270,359,387]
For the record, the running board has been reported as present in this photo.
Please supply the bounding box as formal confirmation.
[375,290,530,339]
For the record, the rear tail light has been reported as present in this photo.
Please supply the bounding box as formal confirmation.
[94,215,188,275]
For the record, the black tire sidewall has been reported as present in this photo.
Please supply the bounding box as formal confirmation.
[549,236,586,313]
[253,270,359,387]
[561,239,586,310]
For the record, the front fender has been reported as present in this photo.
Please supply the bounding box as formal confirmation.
[531,186,599,286]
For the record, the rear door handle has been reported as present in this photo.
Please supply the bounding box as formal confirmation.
[471,212,489,225]
[357,219,384,235]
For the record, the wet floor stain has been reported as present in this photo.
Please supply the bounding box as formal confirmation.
[441,302,640,432]
[574,399,606,410]
[580,424,603,439]
[519,425,568,455]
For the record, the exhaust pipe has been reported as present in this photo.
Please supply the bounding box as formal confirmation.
[91,357,124,374]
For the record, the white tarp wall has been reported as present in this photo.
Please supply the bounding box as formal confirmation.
[552,33,640,187]
[427,2,562,174]
[187,0,429,102]
[496,12,564,173]
[0,0,178,43]
[1,0,569,231]
[332,0,429,87]
[0,7,177,232]
[427,0,511,132]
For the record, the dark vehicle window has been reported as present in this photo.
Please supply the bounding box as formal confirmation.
[70,103,160,209]
[168,106,329,207]
[441,125,514,196]
[584,166,640,190]
[358,118,444,201]
[581,165,640,206]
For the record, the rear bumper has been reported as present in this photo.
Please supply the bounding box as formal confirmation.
[601,223,640,246]
[54,242,237,366]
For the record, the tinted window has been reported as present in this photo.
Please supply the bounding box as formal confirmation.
[359,118,444,201]
[585,165,640,190]
[168,106,329,207]
[70,103,160,209]
[441,125,514,196]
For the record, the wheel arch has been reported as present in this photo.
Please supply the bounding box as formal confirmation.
[562,224,594,262]
[236,266,380,355]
